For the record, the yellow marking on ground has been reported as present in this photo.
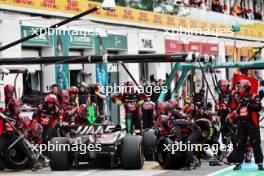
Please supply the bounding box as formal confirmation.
[143,162,161,170]
[143,162,174,171]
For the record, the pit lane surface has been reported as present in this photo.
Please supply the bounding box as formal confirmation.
[0,160,230,176]
[1,128,264,176]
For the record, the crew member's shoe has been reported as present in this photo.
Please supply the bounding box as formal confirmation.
[233,164,241,170]
[201,152,212,160]
[258,164,264,170]
[183,165,191,171]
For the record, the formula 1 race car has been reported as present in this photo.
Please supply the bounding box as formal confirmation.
[49,120,144,170]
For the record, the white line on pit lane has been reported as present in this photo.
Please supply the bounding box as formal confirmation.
[74,170,97,176]
[72,170,167,176]
[206,166,233,176]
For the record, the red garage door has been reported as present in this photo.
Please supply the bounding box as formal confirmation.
[165,39,184,52]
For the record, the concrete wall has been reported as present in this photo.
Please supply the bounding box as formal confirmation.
[119,32,140,84]
[1,19,24,98]
[41,46,55,93]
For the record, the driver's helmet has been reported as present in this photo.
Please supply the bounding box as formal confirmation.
[78,104,89,119]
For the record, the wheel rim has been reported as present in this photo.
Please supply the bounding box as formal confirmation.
[8,148,29,166]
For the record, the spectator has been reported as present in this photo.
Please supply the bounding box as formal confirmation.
[197,1,202,7]
[178,0,189,6]
[212,0,222,13]
[222,3,229,14]
[219,5,223,13]
[255,10,263,21]
[190,0,198,7]
[247,8,254,20]
[235,5,242,17]
[240,7,248,18]
[182,0,189,6]
[167,0,183,5]
[198,0,209,11]
[230,7,237,16]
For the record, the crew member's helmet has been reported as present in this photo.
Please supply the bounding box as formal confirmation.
[236,79,251,96]
[11,99,23,115]
[45,94,58,104]
[156,102,171,115]
[217,79,230,93]
[157,102,171,110]
[123,81,135,94]
[155,115,171,135]
[169,99,178,108]
[4,84,14,99]
[68,86,79,97]
[31,123,43,139]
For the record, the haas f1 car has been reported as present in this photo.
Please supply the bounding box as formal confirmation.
[49,120,144,170]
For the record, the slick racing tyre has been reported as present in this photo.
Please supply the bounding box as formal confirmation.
[49,137,72,171]
[157,137,184,169]
[142,129,157,161]
[121,136,144,169]
[1,135,30,170]
[195,118,214,143]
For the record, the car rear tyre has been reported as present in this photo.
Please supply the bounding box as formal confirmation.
[121,136,144,169]
[49,137,72,171]
[157,137,183,169]
[142,129,156,161]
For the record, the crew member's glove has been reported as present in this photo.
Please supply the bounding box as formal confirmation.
[55,122,62,128]
[137,100,145,106]
[240,96,250,107]
[115,100,122,106]
[240,100,248,107]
